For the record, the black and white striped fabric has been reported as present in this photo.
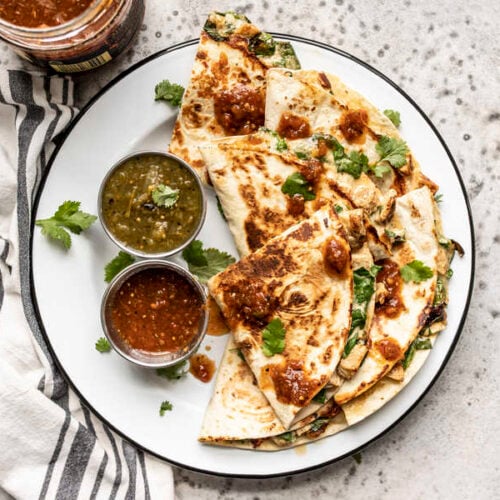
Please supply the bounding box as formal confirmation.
[0,69,174,499]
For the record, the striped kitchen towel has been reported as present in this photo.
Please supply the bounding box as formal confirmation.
[0,69,174,499]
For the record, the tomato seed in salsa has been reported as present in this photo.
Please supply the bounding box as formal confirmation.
[108,267,204,353]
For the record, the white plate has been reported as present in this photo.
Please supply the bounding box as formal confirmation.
[31,36,474,477]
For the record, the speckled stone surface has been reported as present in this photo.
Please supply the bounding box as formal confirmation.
[2,1,499,498]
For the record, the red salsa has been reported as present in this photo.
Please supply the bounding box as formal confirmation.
[189,353,215,383]
[108,267,204,354]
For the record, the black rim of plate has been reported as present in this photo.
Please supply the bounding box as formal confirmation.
[30,34,475,479]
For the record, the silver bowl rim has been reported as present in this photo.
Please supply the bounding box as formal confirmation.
[100,258,208,368]
[97,150,207,259]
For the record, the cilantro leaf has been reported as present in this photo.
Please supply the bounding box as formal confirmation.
[309,418,329,432]
[353,266,380,304]
[294,150,310,160]
[383,109,401,127]
[104,251,135,282]
[152,184,179,208]
[375,136,409,169]
[182,240,236,283]
[370,163,392,178]
[260,128,288,152]
[154,79,184,106]
[216,196,226,220]
[281,172,316,201]
[182,240,208,266]
[400,260,433,283]
[336,150,369,179]
[261,318,286,357]
[434,193,444,203]
[35,200,97,249]
[159,400,173,416]
[156,360,188,380]
[402,336,433,369]
[312,388,327,404]
[343,331,359,358]
[248,31,276,56]
[385,228,406,244]
[278,431,296,443]
[95,337,112,353]
[343,265,380,358]
[334,204,344,213]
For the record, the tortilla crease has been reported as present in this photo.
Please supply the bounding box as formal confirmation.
[264,68,438,197]
[169,12,299,182]
[200,130,392,258]
[335,186,440,405]
[207,207,353,429]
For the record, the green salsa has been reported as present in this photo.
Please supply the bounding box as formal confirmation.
[101,153,204,254]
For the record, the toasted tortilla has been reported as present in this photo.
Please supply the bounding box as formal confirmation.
[169,11,300,182]
[264,68,437,197]
[342,335,437,426]
[199,336,349,449]
[207,207,353,428]
[201,129,391,258]
[335,187,440,405]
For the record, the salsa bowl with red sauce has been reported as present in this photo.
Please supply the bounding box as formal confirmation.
[101,259,209,368]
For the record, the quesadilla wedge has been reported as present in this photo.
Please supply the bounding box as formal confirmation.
[207,206,353,428]
[200,129,394,257]
[199,336,348,447]
[264,68,438,197]
[169,11,300,182]
[334,186,441,405]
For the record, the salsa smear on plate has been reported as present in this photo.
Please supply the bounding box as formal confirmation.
[108,267,204,354]
[100,153,204,256]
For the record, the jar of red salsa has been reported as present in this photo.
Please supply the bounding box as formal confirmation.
[0,0,144,73]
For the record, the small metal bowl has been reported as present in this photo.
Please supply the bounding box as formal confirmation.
[101,259,208,368]
[98,151,206,259]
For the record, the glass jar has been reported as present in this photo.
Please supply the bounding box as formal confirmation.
[0,0,145,73]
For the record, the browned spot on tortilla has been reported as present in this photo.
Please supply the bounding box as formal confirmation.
[318,72,331,89]
[290,222,314,241]
[245,219,269,252]
[321,345,333,364]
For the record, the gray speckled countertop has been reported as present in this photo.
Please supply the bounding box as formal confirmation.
[2,1,499,498]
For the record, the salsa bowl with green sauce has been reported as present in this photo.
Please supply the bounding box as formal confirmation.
[98,151,206,258]
[101,259,209,368]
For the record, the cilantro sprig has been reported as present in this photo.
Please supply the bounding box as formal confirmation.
[95,337,112,353]
[402,336,432,369]
[152,184,179,208]
[262,318,286,357]
[400,260,433,283]
[375,136,409,169]
[104,251,135,282]
[35,200,97,249]
[159,400,173,416]
[156,360,188,380]
[383,109,401,127]
[182,240,236,283]
[281,172,316,200]
[154,79,184,106]
[343,265,381,358]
